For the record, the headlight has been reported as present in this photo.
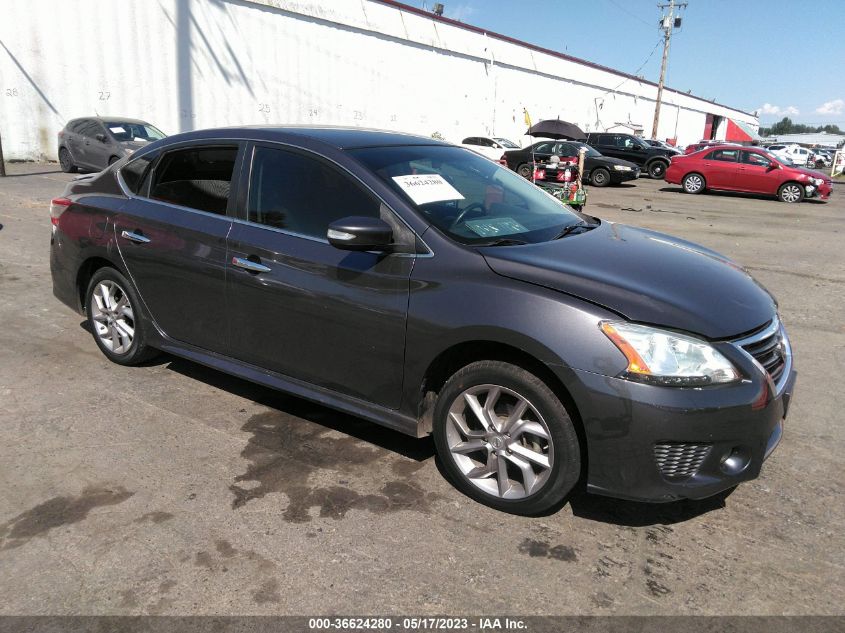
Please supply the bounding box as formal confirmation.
[813,178,823,186]
[600,321,739,387]
[613,165,633,171]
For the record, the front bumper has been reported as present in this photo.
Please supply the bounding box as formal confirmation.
[556,340,796,503]
[610,169,639,184]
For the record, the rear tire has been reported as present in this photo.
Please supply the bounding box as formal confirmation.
[517,163,533,179]
[59,147,77,173]
[647,160,668,179]
[85,267,159,366]
[590,167,610,187]
[778,182,804,203]
[432,360,581,515]
[682,173,706,194]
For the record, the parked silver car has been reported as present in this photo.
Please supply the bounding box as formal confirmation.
[58,117,166,173]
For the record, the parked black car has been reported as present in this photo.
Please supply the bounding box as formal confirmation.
[586,132,676,178]
[58,117,166,173]
[50,127,795,515]
[503,140,639,186]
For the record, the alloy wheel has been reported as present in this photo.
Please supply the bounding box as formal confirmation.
[780,184,802,203]
[445,384,554,499]
[684,174,703,193]
[90,280,135,354]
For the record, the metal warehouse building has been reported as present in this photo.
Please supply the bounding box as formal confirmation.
[0,0,759,161]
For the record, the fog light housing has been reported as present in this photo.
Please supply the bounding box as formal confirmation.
[720,446,751,475]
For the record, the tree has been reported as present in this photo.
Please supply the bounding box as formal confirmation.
[760,117,842,136]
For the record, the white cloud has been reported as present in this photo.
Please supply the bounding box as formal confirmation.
[757,103,800,116]
[815,99,844,115]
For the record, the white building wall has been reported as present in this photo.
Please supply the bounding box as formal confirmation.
[0,0,758,160]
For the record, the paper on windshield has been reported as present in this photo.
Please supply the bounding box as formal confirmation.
[391,174,464,205]
[109,126,126,134]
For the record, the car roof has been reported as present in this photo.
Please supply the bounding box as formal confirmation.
[158,126,448,150]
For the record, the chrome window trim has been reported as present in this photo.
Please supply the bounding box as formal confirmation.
[732,316,792,395]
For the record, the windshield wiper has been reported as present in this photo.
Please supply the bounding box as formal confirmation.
[551,221,594,240]
[475,238,529,247]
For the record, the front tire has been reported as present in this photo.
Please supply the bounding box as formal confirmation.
[590,167,610,187]
[682,172,706,194]
[778,182,804,203]
[647,160,668,179]
[432,361,581,515]
[85,267,158,366]
[58,147,77,173]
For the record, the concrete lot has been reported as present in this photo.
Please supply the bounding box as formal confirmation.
[0,163,843,615]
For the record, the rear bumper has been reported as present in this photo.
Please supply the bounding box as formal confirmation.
[557,362,796,503]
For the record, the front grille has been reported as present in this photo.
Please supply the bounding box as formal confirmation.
[741,327,786,384]
[654,442,712,479]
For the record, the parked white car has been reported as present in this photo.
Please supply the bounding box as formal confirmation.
[811,149,833,168]
[766,144,814,168]
[460,136,520,162]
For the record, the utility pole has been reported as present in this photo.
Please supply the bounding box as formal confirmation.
[651,0,686,139]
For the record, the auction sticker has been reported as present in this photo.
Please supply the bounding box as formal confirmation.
[392,174,464,205]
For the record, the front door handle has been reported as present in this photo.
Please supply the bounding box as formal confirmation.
[232,256,271,274]
[121,230,151,244]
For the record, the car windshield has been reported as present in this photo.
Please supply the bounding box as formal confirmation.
[105,122,166,142]
[349,145,588,246]
[493,137,519,149]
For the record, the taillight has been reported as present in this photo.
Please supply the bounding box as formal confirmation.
[498,154,508,166]
[50,197,71,227]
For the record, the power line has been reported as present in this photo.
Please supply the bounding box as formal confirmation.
[604,0,654,27]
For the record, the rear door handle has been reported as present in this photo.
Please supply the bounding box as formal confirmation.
[121,230,151,244]
[232,256,271,274]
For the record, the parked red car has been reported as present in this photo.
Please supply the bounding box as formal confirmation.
[665,145,832,203]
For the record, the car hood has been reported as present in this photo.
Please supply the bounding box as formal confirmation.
[480,222,776,339]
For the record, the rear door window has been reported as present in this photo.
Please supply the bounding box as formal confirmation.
[705,149,739,162]
[149,146,238,215]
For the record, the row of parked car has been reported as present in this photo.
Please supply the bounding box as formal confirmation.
[462,132,678,186]
[463,132,833,203]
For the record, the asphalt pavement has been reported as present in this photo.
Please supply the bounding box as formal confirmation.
[0,164,843,616]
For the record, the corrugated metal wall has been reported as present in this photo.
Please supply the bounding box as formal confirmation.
[0,0,758,160]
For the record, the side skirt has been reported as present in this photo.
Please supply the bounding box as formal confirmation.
[153,335,423,438]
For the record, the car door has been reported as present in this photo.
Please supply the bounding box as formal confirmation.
[736,150,777,194]
[225,142,414,409]
[700,148,739,189]
[74,120,101,169]
[88,121,113,169]
[618,135,649,165]
[114,142,243,352]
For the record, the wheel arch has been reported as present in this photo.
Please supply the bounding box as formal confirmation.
[778,180,805,201]
[417,339,587,472]
[75,255,128,313]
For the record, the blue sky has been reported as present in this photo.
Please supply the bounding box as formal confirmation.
[426,0,845,126]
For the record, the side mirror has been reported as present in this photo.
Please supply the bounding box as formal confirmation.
[96,134,107,143]
[766,163,779,171]
[327,216,393,252]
